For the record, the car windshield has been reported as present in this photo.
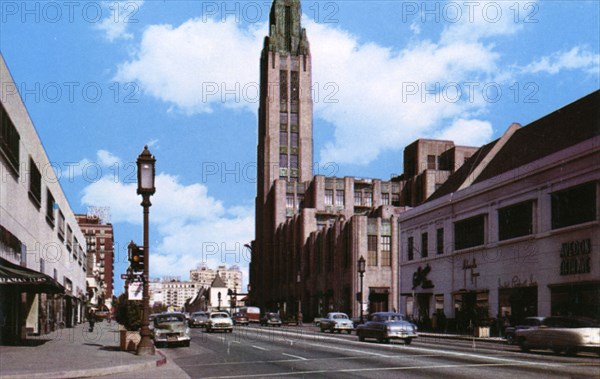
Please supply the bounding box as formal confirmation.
[379,314,405,321]
[211,313,229,319]
[333,314,348,319]
[155,315,184,323]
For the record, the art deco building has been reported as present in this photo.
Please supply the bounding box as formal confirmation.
[250,0,475,320]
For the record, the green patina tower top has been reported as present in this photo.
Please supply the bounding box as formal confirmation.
[267,0,310,55]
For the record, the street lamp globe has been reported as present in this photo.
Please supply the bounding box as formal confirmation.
[358,256,366,275]
[136,146,156,196]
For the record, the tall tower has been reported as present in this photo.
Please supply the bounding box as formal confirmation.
[253,0,313,309]
[257,0,313,203]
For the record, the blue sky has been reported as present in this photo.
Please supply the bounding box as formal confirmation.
[1,0,598,295]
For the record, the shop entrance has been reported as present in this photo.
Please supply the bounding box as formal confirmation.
[368,288,389,313]
[551,283,600,320]
[498,286,537,325]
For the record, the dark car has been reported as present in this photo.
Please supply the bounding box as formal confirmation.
[260,312,283,327]
[505,317,546,345]
[356,312,418,344]
[188,312,210,328]
[516,316,600,355]
[232,312,249,326]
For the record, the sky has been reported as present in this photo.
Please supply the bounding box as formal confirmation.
[1,0,598,295]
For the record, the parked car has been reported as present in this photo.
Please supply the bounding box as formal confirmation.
[516,316,600,355]
[206,312,233,333]
[260,312,283,327]
[356,312,418,344]
[319,312,354,334]
[152,312,191,347]
[232,312,249,326]
[188,312,210,328]
[505,317,546,345]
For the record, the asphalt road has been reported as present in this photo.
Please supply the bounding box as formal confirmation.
[158,325,600,379]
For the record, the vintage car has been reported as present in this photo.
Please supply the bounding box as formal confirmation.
[232,312,250,326]
[260,312,283,327]
[206,312,234,333]
[152,312,191,347]
[516,316,600,355]
[319,312,354,334]
[356,312,418,344]
[505,317,546,345]
[188,312,210,328]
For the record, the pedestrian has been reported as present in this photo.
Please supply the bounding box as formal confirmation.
[88,309,96,332]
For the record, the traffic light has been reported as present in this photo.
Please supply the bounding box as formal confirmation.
[128,242,145,273]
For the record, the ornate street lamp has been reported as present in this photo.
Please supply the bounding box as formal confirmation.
[136,146,156,356]
[357,256,366,324]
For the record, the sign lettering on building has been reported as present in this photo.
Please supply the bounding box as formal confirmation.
[560,239,591,276]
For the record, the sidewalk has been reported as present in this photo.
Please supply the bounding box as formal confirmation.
[0,321,166,379]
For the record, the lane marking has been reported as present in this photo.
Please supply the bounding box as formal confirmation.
[252,345,268,351]
[202,361,600,378]
[281,353,307,360]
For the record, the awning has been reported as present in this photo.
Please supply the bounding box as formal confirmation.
[0,257,65,294]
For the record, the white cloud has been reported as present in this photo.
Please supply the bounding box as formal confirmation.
[522,46,600,75]
[80,168,254,280]
[95,1,145,42]
[111,1,595,166]
[114,18,266,114]
[96,150,121,166]
[434,119,494,147]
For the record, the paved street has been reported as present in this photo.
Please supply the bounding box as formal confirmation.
[155,325,600,379]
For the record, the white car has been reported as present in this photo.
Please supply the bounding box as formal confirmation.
[319,312,354,334]
[516,316,600,355]
[152,313,191,347]
[206,312,234,333]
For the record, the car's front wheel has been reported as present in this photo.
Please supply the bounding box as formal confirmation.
[404,338,412,345]
[505,333,515,345]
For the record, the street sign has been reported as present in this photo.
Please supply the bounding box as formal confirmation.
[128,282,143,301]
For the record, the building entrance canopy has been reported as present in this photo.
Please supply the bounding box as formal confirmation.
[0,257,64,294]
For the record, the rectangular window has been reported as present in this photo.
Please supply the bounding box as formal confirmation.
[0,103,20,176]
[381,236,391,266]
[290,113,298,126]
[367,235,377,266]
[335,190,344,206]
[427,155,436,170]
[436,228,444,254]
[279,153,288,168]
[279,131,288,146]
[57,210,65,240]
[280,112,288,126]
[46,189,55,227]
[382,193,390,205]
[407,236,414,261]
[392,193,400,206]
[498,200,533,240]
[454,215,485,250]
[290,154,298,169]
[28,157,42,208]
[551,182,596,229]
[364,192,373,207]
[66,225,73,252]
[290,132,298,147]
[421,232,428,258]
[280,70,288,101]
[325,189,333,206]
[354,192,362,206]
[286,194,294,209]
[291,71,299,102]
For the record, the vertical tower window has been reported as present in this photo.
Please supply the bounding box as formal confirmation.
[279,70,288,102]
[436,228,444,254]
[29,157,42,209]
[325,189,333,206]
[335,190,344,206]
[381,236,391,266]
[367,235,377,266]
[279,153,288,168]
[407,237,414,261]
[421,232,428,258]
[285,6,292,52]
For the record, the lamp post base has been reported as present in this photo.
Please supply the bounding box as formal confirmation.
[136,337,155,355]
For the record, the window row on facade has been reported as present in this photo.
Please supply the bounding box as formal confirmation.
[406,181,597,261]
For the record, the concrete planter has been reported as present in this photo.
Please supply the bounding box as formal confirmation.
[474,326,490,338]
[119,330,141,351]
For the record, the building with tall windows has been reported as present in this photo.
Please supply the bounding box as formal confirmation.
[0,54,87,343]
[398,91,599,329]
[250,0,476,320]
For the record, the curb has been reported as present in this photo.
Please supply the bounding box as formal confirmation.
[419,332,507,344]
[1,351,167,379]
